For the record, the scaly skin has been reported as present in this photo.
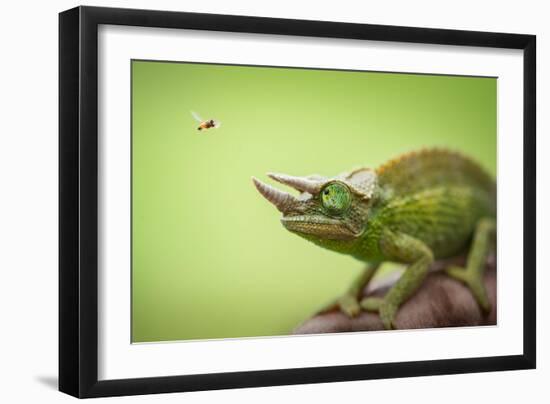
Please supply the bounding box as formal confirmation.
[252,149,496,329]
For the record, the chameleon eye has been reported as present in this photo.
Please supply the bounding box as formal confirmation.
[321,182,351,214]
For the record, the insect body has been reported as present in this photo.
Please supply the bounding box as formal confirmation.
[191,111,221,131]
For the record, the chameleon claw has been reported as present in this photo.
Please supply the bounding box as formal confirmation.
[337,294,362,317]
[379,301,397,330]
[360,296,383,312]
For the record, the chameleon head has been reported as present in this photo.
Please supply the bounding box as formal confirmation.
[252,168,378,248]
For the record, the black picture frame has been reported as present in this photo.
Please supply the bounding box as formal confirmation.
[59,5,536,398]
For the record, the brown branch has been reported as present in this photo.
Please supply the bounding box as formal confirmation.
[293,254,496,334]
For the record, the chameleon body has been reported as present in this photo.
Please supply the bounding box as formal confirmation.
[252,149,496,329]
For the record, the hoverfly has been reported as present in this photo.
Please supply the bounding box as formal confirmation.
[191,111,222,131]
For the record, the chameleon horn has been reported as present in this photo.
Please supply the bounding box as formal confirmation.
[267,173,321,194]
[252,177,298,212]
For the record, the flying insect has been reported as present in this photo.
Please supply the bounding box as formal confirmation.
[191,111,222,131]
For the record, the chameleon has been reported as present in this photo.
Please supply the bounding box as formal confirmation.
[252,148,496,330]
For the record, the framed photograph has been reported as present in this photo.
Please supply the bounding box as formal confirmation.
[59,6,536,398]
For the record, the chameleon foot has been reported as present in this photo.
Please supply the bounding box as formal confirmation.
[337,294,362,317]
[445,217,495,314]
[360,297,396,329]
[446,266,491,313]
[379,301,397,330]
[360,296,383,312]
[330,263,380,318]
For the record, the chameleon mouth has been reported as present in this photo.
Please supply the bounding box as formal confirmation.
[281,215,357,240]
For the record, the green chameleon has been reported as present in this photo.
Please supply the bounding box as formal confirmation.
[252,148,496,330]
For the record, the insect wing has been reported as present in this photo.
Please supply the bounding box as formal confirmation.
[190,110,203,123]
[213,120,222,128]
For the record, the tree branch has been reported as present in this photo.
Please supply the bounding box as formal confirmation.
[294,254,496,334]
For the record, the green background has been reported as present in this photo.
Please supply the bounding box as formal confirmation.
[131,60,496,343]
